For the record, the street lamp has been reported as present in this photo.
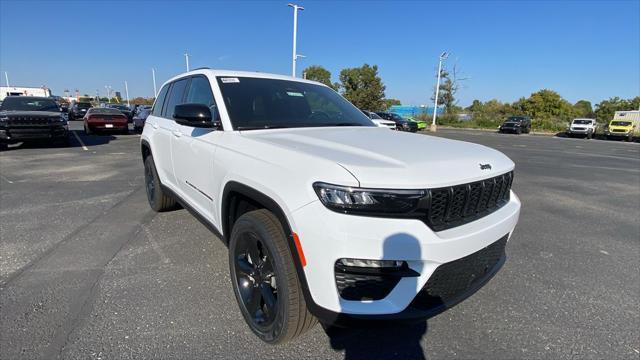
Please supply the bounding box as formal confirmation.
[184,51,190,72]
[288,3,304,77]
[430,51,449,132]
[151,68,158,97]
[124,81,130,107]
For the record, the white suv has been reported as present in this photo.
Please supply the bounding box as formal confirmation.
[141,69,521,344]
[567,118,597,138]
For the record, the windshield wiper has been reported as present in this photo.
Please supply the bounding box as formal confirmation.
[317,122,364,127]
[236,125,289,130]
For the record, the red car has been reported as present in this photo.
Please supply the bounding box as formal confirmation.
[83,108,129,134]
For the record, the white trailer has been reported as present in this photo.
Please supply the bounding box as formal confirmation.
[0,86,52,101]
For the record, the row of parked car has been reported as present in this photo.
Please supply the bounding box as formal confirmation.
[64,101,152,133]
[498,115,637,142]
[364,109,637,142]
[0,96,153,148]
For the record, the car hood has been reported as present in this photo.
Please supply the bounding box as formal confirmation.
[609,125,632,130]
[1,110,62,117]
[241,127,515,188]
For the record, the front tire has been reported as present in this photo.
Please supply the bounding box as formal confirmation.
[229,209,316,344]
[143,155,178,212]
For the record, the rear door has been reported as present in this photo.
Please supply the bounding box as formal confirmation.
[148,78,189,188]
[171,75,221,221]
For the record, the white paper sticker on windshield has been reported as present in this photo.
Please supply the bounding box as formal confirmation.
[287,91,304,97]
[221,77,240,83]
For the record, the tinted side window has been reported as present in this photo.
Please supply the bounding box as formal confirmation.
[162,78,190,118]
[152,85,169,117]
[186,76,220,122]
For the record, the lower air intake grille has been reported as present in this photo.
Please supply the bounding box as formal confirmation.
[411,235,507,310]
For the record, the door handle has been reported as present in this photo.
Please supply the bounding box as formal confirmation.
[172,130,182,137]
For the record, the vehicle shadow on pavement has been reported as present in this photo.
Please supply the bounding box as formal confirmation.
[325,233,428,360]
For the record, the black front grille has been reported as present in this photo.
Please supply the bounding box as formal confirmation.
[411,235,507,310]
[8,116,53,126]
[426,172,513,231]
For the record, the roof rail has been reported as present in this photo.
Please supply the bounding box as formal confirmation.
[192,67,210,71]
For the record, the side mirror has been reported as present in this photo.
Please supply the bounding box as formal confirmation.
[173,103,221,129]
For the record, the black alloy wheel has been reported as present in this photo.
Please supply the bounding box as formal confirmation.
[234,231,278,329]
[144,160,155,204]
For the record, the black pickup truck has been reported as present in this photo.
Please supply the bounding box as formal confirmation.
[0,96,69,147]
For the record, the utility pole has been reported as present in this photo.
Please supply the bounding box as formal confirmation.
[288,3,304,77]
[124,81,130,107]
[4,71,9,87]
[184,51,190,71]
[430,51,449,132]
[152,68,157,97]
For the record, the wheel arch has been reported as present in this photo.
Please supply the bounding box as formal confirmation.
[221,181,325,316]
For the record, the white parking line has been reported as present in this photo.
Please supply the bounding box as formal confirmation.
[72,131,88,151]
[0,175,14,184]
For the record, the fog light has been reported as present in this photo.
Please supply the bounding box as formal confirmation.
[337,258,404,268]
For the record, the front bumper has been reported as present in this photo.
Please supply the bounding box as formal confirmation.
[291,191,521,318]
[0,125,68,142]
[605,130,632,137]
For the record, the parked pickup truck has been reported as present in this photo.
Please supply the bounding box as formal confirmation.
[0,96,69,147]
[566,118,597,139]
[140,69,521,344]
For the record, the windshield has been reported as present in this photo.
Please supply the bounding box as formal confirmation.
[216,77,374,130]
[76,103,92,109]
[611,121,631,126]
[506,117,525,123]
[390,113,404,121]
[1,97,59,112]
[572,119,593,125]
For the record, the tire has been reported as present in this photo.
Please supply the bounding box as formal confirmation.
[143,155,178,212]
[516,128,522,135]
[229,209,316,344]
[587,131,593,139]
[627,134,633,142]
[84,123,92,135]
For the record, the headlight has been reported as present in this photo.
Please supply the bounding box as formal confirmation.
[313,182,426,214]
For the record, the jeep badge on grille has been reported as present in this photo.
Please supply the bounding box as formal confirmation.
[479,163,492,170]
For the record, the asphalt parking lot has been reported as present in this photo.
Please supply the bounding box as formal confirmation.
[1,123,638,359]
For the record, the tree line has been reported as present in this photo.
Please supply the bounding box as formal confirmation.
[304,63,639,132]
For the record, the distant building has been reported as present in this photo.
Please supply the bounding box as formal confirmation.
[388,105,444,118]
[0,86,52,101]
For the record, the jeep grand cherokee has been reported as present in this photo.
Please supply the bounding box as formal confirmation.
[140,69,521,344]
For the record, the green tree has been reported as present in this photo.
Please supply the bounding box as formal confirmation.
[383,98,401,110]
[594,96,640,123]
[339,64,386,111]
[432,63,467,114]
[512,89,577,121]
[303,65,338,90]
[574,100,594,118]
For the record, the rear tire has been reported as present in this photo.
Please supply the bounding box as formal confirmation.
[84,124,92,135]
[229,209,317,344]
[143,155,178,212]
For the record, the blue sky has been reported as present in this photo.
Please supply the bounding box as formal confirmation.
[1,0,638,107]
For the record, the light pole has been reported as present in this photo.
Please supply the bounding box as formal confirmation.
[288,3,304,77]
[124,81,130,107]
[151,68,157,97]
[430,51,448,132]
[4,71,9,87]
[184,51,190,71]
[104,85,112,103]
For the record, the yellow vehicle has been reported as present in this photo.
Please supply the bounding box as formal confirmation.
[604,111,639,142]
